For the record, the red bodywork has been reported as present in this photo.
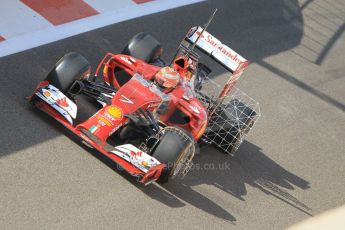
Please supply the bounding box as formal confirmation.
[31,53,208,184]
[95,53,208,140]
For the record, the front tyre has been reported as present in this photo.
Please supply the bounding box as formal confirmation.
[45,52,91,93]
[152,127,195,183]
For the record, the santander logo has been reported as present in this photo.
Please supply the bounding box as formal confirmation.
[195,31,242,65]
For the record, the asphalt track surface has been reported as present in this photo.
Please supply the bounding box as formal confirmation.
[1,0,344,229]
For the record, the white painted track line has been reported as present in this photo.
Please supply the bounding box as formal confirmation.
[0,0,50,38]
[84,0,136,14]
[0,0,204,58]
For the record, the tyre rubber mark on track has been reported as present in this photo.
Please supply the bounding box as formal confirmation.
[20,0,99,25]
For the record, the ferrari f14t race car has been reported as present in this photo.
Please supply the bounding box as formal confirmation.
[29,18,260,185]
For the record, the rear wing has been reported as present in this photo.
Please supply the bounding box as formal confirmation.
[183,26,250,100]
[185,26,249,74]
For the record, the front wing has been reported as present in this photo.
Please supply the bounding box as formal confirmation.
[29,81,165,185]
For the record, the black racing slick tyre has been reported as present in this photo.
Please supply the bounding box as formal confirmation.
[152,127,194,183]
[45,52,91,93]
[122,32,162,63]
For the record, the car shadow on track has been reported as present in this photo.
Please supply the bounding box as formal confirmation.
[86,139,312,222]
[161,141,312,217]
[142,141,312,222]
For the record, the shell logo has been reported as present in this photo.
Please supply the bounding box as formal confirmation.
[43,90,51,97]
[107,106,123,120]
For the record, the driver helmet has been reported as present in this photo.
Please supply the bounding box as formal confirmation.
[154,66,180,91]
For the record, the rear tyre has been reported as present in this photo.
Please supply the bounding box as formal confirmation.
[45,52,91,93]
[152,127,194,183]
[122,32,162,63]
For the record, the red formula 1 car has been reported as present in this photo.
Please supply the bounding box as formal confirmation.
[29,24,260,185]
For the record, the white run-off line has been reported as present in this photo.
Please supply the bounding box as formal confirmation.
[0,0,204,58]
